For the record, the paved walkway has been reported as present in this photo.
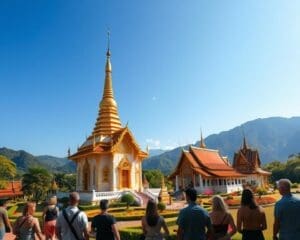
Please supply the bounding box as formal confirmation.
[3,220,142,240]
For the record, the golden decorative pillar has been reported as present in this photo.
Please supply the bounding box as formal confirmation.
[159,177,170,205]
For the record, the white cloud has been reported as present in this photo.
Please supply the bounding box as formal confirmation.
[145,138,161,149]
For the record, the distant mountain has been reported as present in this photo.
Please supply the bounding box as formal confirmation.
[149,149,167,157]
[36,155,69,168]
[0,147,45,172]
[143,117,300,174]
[0,147,75,173]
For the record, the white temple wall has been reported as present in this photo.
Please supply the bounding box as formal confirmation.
[245,174,263,187]
[113,151,140,191]
[96,155,112,192]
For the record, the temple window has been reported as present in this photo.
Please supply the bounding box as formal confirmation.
[102,166,109,182]
[219,179,222,185]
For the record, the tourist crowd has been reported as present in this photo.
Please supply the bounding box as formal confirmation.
[0,178,299,240]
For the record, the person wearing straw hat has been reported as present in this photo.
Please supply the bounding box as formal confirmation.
[42,196,59,240]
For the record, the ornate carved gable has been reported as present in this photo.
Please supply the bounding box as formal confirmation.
[234,152,251,172]
[181,157,193,176]
[115,138,132,154]
[234,147,261,173]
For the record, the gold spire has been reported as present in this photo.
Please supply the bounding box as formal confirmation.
[92,32,122,136]
[200,130,206,148]
[161,176,165,188]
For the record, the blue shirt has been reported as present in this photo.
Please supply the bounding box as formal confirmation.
[176,202,211,240]
[275,194,300,240]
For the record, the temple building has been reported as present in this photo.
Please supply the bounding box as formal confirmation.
[169,136,246,194]
[69,42,148,199]
[0,181,23,200]
[232,137,270,188]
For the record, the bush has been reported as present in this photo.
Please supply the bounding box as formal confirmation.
[291,183,299,188]
[157,202,166,212]
[226,195,233,200]
[256,187,268,196]
[121,193,135,209]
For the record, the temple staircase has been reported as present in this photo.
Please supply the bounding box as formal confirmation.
[135,191,153,207]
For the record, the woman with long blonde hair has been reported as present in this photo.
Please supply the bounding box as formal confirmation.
[209,195,236,240]
[13,202,44,240]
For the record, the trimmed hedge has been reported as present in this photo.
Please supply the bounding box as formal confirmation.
[120,228,177,240]
[78,205,100,211]
[109,202,128,208]
[114,211,178,221]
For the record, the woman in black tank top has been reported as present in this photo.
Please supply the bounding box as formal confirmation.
[209,195,237,240]
[42,197,59,240]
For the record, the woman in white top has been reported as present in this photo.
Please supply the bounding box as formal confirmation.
[141,199,169,240]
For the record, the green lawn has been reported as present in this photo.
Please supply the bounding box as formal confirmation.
[8,197,278,240]
[117,204,275,240]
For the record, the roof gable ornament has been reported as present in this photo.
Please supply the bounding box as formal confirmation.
[243,136,248,150]
[200,129,206,148]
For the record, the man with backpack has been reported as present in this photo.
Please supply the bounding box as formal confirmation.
[56,192,89,240]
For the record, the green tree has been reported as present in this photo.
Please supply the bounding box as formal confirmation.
[264,156,300,183]
[54,173,76,192]
[120,193,135,209]
[22,167,52,201]
[0,155,16,189]
[143,169,163,188]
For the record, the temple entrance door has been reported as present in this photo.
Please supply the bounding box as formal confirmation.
[118,158,131,189]
[122,170,129,188]
[83,161,89,191]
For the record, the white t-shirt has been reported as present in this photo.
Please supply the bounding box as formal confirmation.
[56,206,88,240]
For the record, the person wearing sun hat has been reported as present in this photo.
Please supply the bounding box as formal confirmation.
[42,196,59,240]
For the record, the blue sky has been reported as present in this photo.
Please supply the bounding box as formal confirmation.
[1,1,300,156]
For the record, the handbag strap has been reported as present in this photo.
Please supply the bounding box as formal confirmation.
[18,217,27,228]
[62,209,81,240]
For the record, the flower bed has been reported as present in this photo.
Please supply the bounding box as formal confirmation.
[225,196,276,207]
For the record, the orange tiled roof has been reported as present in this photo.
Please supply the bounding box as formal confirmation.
[169,146,246,179]
[255,168,272,175]
[190,147,233,170]
[0,181,23,198]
